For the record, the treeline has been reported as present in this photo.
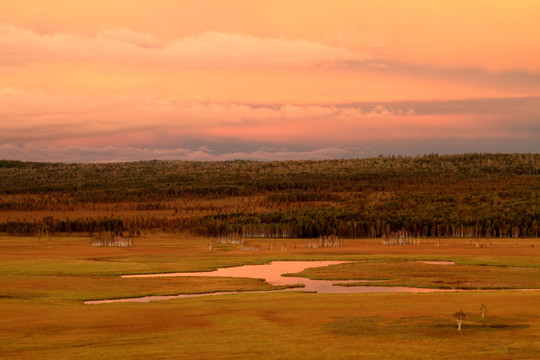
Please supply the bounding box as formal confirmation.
[0,153,539,238]
[0,216,184,237]
[191,207,539,238]
[3,206,537,238]
[1,153,538,207]
[0,216,126,237]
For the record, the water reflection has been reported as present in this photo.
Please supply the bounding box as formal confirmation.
[86,261,449,304]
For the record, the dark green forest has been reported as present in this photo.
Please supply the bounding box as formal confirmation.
[0,153,538,238]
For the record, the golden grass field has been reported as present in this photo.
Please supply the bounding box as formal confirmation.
[1,233,539,359]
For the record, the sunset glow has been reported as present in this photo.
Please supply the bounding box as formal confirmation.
[1,0,539,161]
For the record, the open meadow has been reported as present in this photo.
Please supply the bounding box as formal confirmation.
[1,155,539,358]
[1,233,539,359]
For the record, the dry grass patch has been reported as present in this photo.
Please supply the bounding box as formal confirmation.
[295,261,540,289]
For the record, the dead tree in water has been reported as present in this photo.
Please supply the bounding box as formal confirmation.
[453,310,466,331]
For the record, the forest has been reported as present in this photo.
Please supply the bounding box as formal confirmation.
[0,153,538,238]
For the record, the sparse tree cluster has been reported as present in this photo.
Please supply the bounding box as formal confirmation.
[454,310,466,331]
[452,304,488,331]
[90,232,132,247]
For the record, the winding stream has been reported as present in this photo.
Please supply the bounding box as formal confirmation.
[85,261,451,304]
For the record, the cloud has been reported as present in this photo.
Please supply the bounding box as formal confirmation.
[339,96,540,117]
[1,86,538,162]
[1,88,538,149]
[0,88,400,144]
[2,22,537,104]
[334,60,540,94]
[0,23,365,68]
[101,28,167,49]
[3,137,538,163]
[0,144,372,163]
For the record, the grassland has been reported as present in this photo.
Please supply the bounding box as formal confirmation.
[1,154,538,358]
[1,233,539,359]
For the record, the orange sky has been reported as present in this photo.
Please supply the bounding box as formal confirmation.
[0,1,539,161]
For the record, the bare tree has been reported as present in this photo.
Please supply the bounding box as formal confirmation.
[453,310,466,331]
[480,304,487,321]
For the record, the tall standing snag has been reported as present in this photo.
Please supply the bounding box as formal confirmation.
[480,304,487,321]
[453,310,466,331]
